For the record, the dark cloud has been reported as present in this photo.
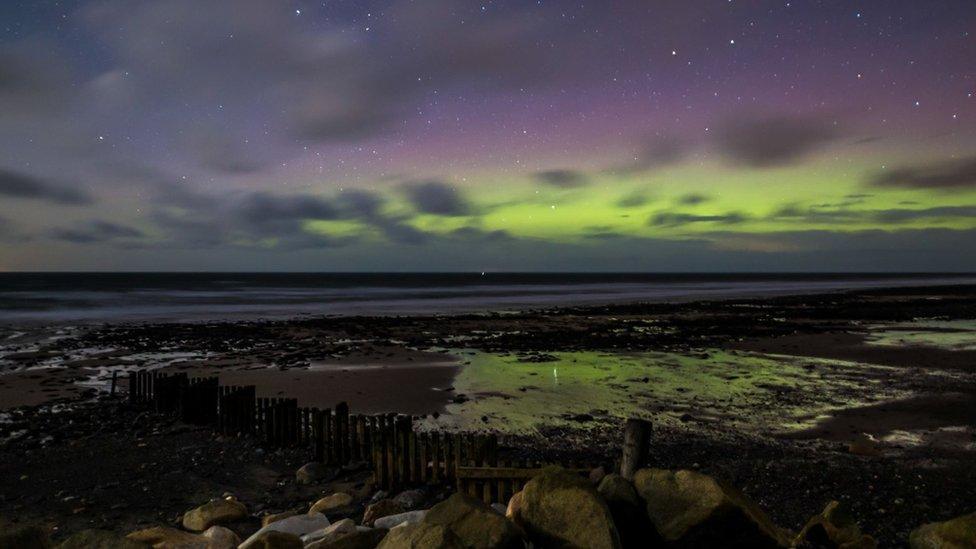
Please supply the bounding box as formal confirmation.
[677,193,709,205]
[611,136,690,175]
[533,169,590,188]
[870,156,976,190]
[649,211,747,227]
[402,180,471,216]
[616,191,652,208]
[49,220,144,243]
[714,115,839,168]
[235,192,337,226]
[0,169,91,205]
[873,205,976,224]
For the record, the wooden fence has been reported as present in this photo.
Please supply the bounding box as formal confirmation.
[127,370,603,503]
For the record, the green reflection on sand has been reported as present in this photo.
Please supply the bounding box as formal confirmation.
[865,320,976,351]
[427,349,908,434]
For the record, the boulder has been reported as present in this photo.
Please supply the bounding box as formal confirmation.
[310,493,355,514]
[363,499,406,527]
[589,466,608,486]
[201,525,241,549]
[504,492,524,530]
[598,473,653,549]
[514,466,621,549]
[181,498,247,532]
[632,468,790,548]
[376,523,463,549]
[126,526,206,548]
[909,511,976,549]
[0,524,52,549]
[424,493,523,548]
[297,462,333,485]
[242,531,303,549]
[393,489,427,511]
[240,513,331,549]
[262,509,302,527]
[303,519,357,545]
[597,474,640,508]
[373,511,428,530]
[795,501,876,548]
[58,529,148,548]
[307,529,387,549]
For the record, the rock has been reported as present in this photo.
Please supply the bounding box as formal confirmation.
[597,474,640,508]
[181,498,248,532]
[297,462,333,485]
[307,529,388,549]
[126,526,206,548]
[242,531,303,549]
[632,468,790,548]
[589,466,608,486]
[597,473,651,549]
[847,439,882,457]
[376,523,463,549]
[240,513,331,549]
[393,489,427,511]
[363,499,406,527]
[909,511,976,549]
[262,509,302,527]
[424,493,522,548]
[373,511,428,530]
[201,525,241,549]
[514,466,621,549]
[303,519,358,545]
[795,501,876,548]
[370,491,389,504]
[490,504,507,516]
[0,523,51,549]
[58,529,148,548]
[504,492,524,529]
[310,493,355,514]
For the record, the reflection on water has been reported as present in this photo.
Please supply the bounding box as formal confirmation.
[423,349,913,434]
[865,320,976,351]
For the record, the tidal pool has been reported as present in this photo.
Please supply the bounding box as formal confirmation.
[865,320,976,351]
[425,349,914,434]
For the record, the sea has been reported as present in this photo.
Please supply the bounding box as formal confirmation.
[1,272,975,324]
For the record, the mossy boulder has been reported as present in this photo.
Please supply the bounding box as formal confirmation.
[633,468,790,548]
[182,498,248,531]
[794,501,876,548]
[310,493,355,515]
[513,466,621,549]
[377,523,464,549]
[909,511,976,549]
[424,493,523,548]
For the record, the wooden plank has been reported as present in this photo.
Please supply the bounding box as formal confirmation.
[455,466,591,480]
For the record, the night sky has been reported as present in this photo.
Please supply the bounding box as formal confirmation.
[1,1,974,271]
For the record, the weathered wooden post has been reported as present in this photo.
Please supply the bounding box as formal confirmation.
[620,418,652,480]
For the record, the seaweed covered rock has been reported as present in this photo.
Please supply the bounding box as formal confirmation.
[424,493,523,549]
[597,473,657,549]
[794,501,876,548]
[181,498,247,531]
[632,468,790,548]
[364,500,406,527]
[513,466,621,549]
[909,511,976,549]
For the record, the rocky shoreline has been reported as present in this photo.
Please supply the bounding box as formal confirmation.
[1,285,976,546]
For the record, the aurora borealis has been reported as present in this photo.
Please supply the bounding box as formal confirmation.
[1,1,974,271]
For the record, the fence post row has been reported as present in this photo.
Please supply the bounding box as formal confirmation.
[125,370,608,503]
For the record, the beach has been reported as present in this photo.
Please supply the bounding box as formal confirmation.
[1,281,975,544]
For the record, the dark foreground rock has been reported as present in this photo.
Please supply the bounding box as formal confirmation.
[909,511,976,549]
[633,468,791,548]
